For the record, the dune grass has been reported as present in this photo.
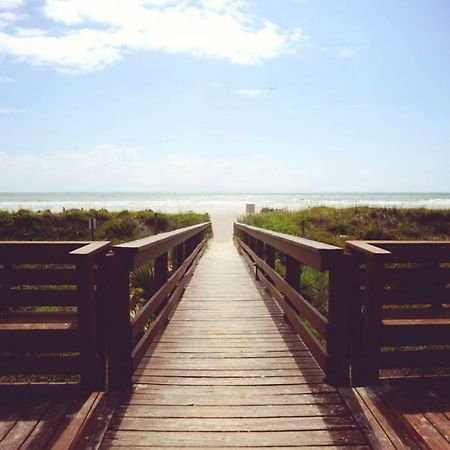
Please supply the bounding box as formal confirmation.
[0,208,209,243]
[239,207,450,318]
[239,206,450,246]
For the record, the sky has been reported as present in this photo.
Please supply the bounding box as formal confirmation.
[0,0,449,193]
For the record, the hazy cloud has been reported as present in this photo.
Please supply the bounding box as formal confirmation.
[0,75,13,81]
[234,88,263,97]
[337,47,357,59]
[0,106,25,113]
[350,103,370,109]
[0,0,24,9]
[0,145,307,192]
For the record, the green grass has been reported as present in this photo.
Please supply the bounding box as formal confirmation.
[240,207,450,318]
[0,208,209,243]
[240,206,450,246]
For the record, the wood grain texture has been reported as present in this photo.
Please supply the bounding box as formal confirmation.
[98,241,366,448]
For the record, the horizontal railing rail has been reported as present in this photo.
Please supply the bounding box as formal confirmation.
[107,222,212,389]
[345,240,450,385]
[234,223,350,386]
[0,241,111,390]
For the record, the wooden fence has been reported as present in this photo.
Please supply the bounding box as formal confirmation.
[234,225,450,386]
[0,241,111,390]
[234,223,351,386]
[107,222,211,389]
[1,227,448,390]
[345,241,450,385]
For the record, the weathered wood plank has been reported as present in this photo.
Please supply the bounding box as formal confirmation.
[92,241,366,448]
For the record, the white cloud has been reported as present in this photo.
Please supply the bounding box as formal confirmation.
[337,47,357,59]
[0,11,19,27]
[350,103,370,109]
[0,0,306,73]
[0,0,24,9]
[234,88,263,97]
[0,145,306,192]
[0,106,25,113]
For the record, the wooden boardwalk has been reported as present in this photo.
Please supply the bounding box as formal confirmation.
[0,386,104,449]
[99,242,368,448]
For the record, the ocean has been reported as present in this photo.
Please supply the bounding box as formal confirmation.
[0,192,449,215]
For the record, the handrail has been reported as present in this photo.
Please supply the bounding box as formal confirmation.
[345,241,391,256]
[114,222,210,269]
[108,222,212,389]
[70,241,111,257]
[234,223,341,271]
[234,222,350,386]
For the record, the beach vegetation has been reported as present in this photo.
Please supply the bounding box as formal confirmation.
[0,208,209,243]
[240,207,450,317]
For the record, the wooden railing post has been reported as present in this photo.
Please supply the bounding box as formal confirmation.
[265,245,275,270]
[154,251,169,292]
[108,253,133,390]
[76,254,101,390]
[256,239,264,259]
[359,254,385,385]
[285,255,301,292]
[325,254,351,386]
[0,263,12,313]
[174,243,185,270]
[95,253,108,390]
[348,255,366,387]
[186,237,194,258]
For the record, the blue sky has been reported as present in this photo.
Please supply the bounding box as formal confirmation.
[0,0,449,192]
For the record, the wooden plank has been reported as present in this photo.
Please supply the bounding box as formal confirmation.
[132,375,326,386]
[121,391,345,407]
[382,286,450,305]
[338,387,396,450]
[380,350,450,369]
[102,430,366,447]
[69,241,110,257]
[356,386,423,449]
[109,416,357,432]
[374,383,450,450]
[1,268,77,285]
[3,289,78,306]
[0,356,80,375]
[47,392,103,450]
[76,392,123,450]
[381,322,450,346]
[20,393,74,449]
[0,389,55,449]
[0,329,79,352]
[0,242,85,264]
[382,266,450,284]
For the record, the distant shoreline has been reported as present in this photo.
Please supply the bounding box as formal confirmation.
[1,192,449,214]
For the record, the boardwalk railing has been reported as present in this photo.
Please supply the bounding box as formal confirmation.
[0,241,111,389]
[107,222,211,389]
[234,223,351,385]
[345,240,450,385]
